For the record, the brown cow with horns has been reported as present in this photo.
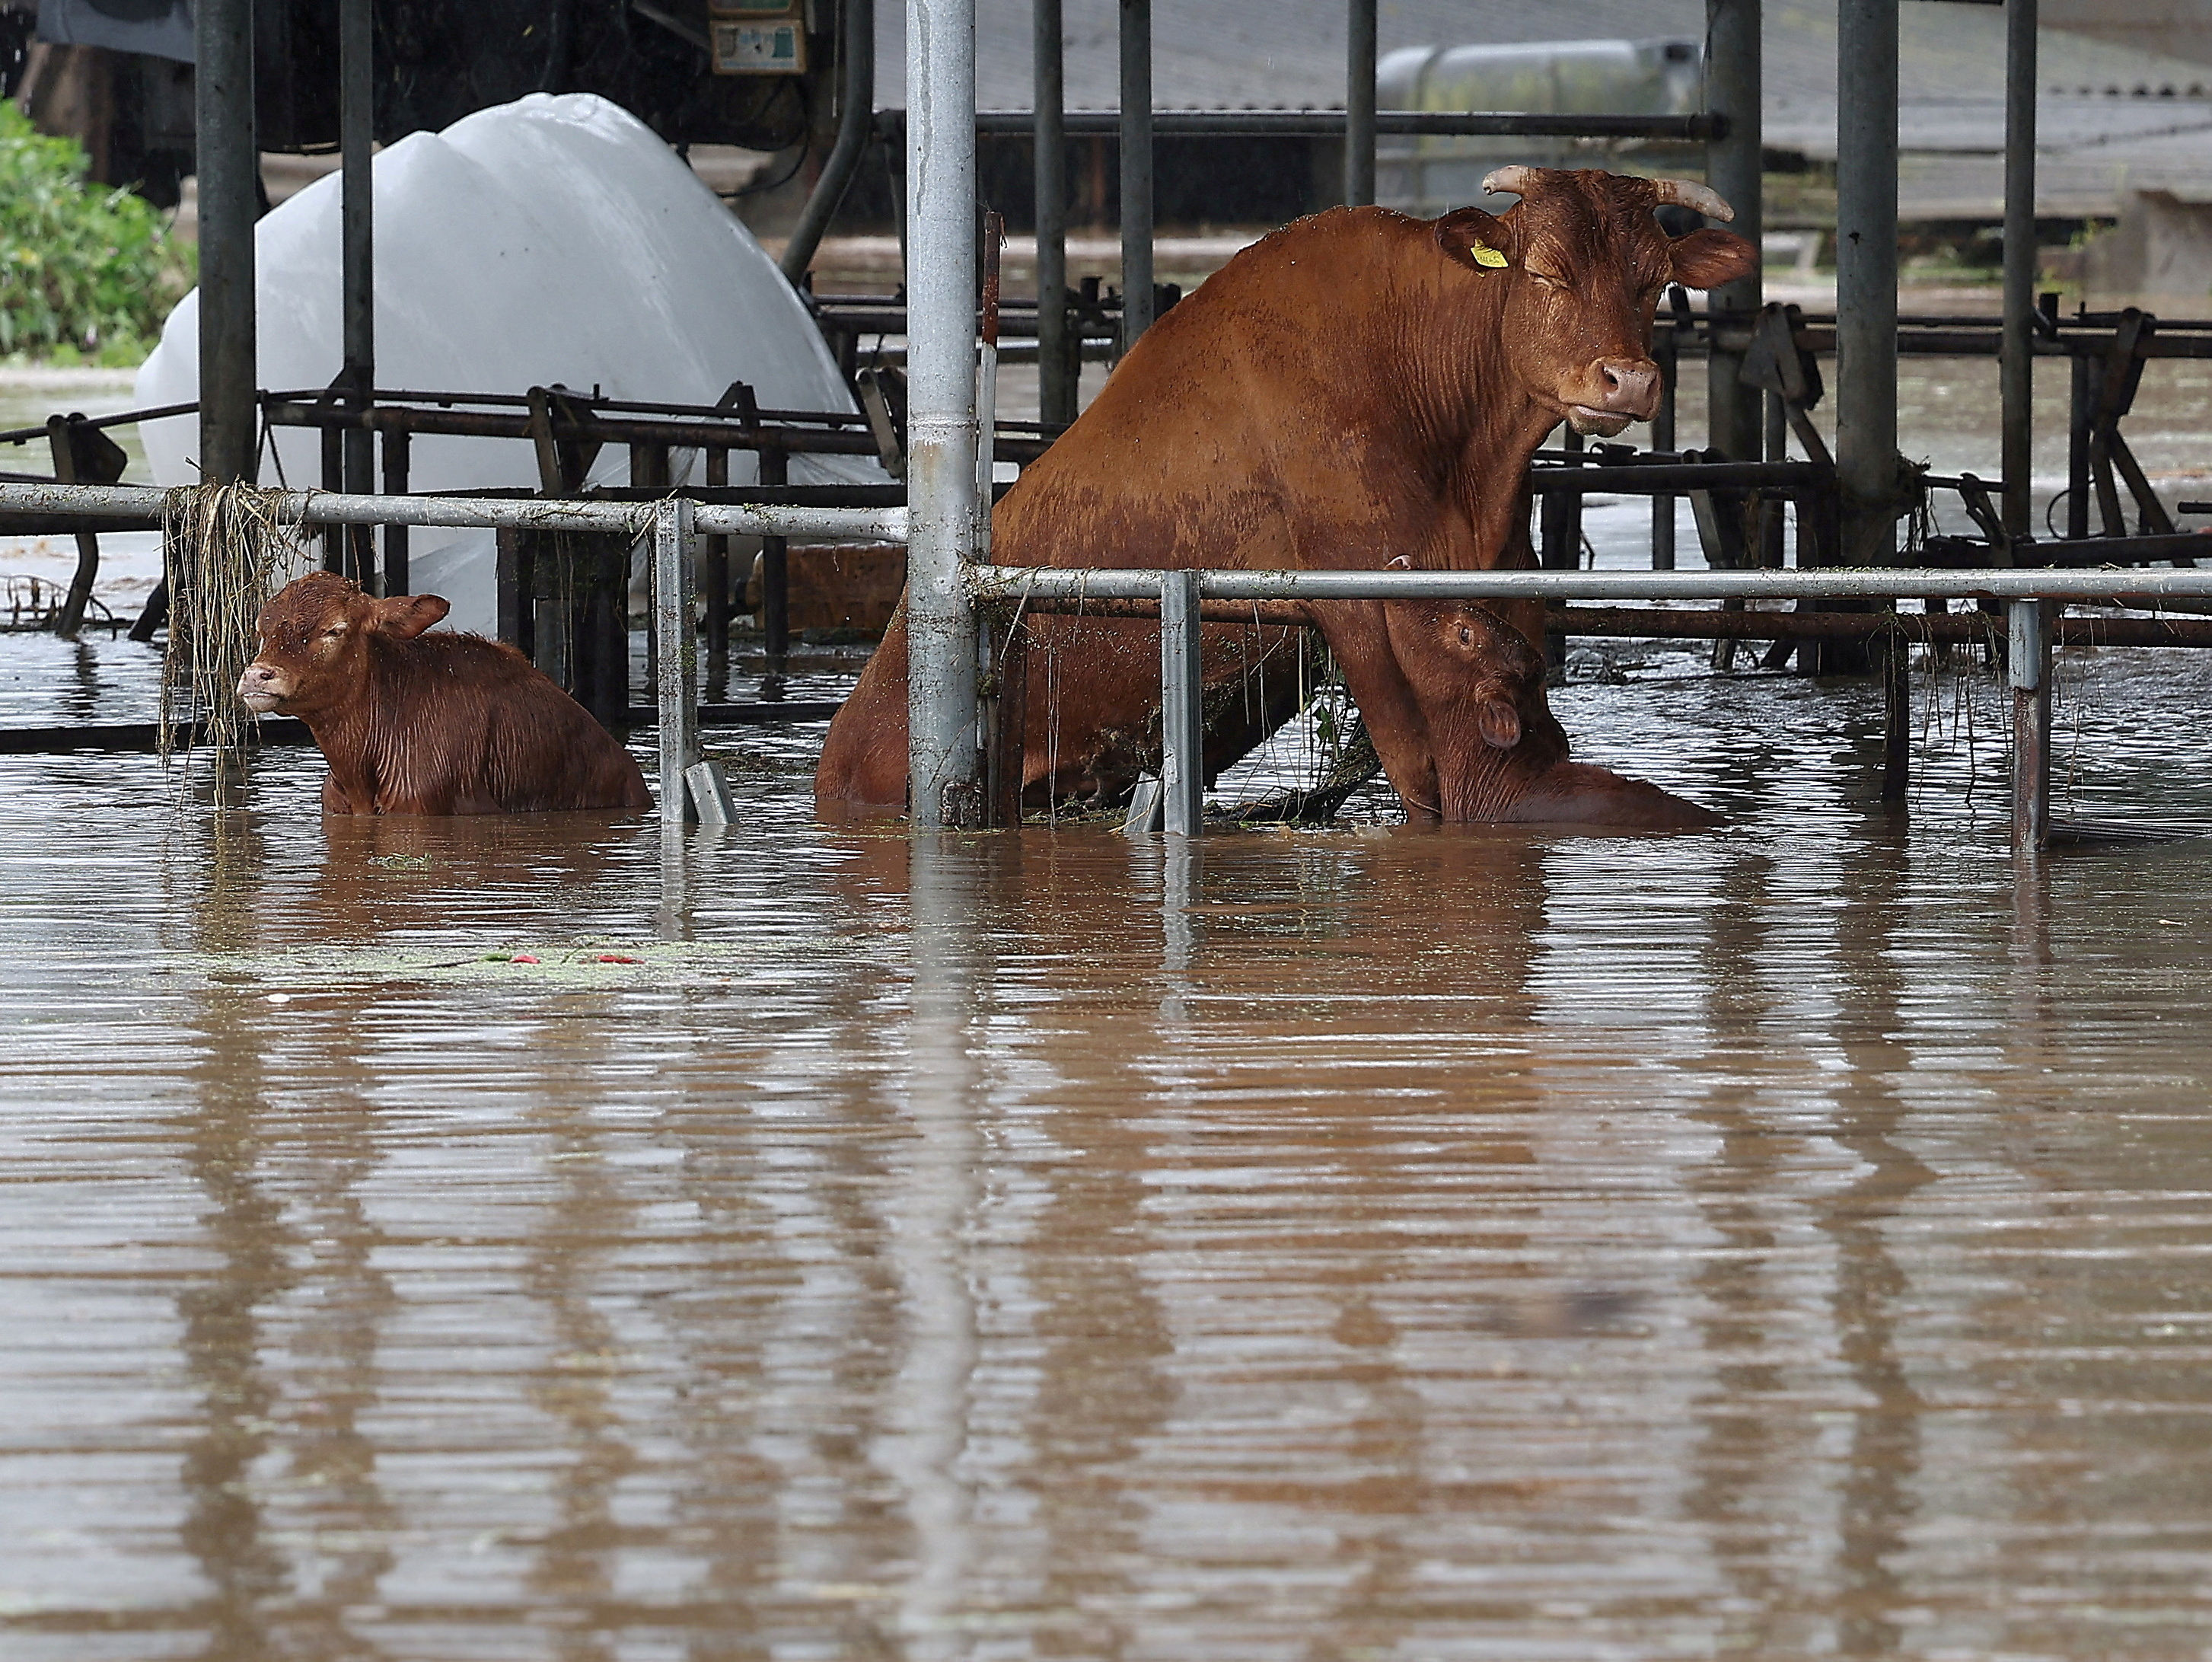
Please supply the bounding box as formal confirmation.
[817,166,1759,826]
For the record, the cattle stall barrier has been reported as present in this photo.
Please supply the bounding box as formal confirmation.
[0,482,900,823]
[971,563,2212,855]
[13,477,2212,853]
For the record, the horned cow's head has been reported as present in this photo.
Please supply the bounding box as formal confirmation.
[1435,166,1758,437]
[237,571,450,716]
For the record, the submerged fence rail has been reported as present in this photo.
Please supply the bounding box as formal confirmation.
[0,482,908,545]
[969,566,2212,605]
[2,481,2187,853]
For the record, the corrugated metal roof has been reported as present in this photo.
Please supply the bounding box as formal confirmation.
[875,0,2212,214]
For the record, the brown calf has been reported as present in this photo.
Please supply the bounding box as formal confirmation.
[237,572,653,815]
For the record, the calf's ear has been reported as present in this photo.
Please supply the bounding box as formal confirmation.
[1436,206,1516,273]
[1668,228,1758,290]
[373,594,451,638]
[1477,696,1522,750]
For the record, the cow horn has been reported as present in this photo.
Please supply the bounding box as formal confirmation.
[1479,165,1542,199]
[1650,177,1735,222]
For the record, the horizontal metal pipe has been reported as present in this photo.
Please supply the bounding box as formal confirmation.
[1011,597,2212,648]
[1550,605,2212,649]
[964,109,1724,139]
[0,483,907,542]
[972,565,2212,603]
[263,402,884,457]
[1530,460,1823,493]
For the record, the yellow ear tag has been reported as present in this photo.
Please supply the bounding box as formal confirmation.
[1469,239,1509,269]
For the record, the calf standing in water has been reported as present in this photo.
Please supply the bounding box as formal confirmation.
[237,572,652,815]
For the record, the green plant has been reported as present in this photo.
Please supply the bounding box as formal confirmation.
[0,103,194,362]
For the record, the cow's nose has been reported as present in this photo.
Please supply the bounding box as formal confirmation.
[1595,359,1660,415]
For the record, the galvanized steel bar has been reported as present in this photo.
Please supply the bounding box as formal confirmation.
[1345,0,1377,207]
[649,497,700,818]
[0,482,907,541]
[779,0,875,283]
[195,0,259,485]
[1119,0,1154,356]
[2010,598,2051,852]
[1703,0,1762,468]
[904,0,983,827]
[1159,568,1204,835]
[1034,0,1073,426]
[971,110,1725,139]
[2000,0,2038,538]
[968,564,2212,603]
[340,0,377,582]
[1835,0,1901,566]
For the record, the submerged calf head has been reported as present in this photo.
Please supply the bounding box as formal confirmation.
[1385,600,1720,829]
[238,572,449,717]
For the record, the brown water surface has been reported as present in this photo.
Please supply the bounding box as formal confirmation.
[7,631,2212,1660]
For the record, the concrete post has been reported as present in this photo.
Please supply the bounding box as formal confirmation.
[1704,0,1762,469]
[1836,0,1901,566]
[2000,0,2039,541]
[1159,568,1203,836]
[905,0,983,827]
[1034,0,1074,425]
[1118,0,1153,356]
[1345,0,1377,207]
[195,0,258,485]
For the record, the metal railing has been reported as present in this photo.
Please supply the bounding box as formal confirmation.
[11,477,2210,852]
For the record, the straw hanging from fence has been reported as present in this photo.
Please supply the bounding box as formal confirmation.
[157,483,311,797]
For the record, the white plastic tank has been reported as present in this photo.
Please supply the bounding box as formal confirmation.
[136,91,883,633]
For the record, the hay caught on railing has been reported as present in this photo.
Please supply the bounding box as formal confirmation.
[158,483,313,796]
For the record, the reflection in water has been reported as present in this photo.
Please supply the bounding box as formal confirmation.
[881,835,981,1655]
[11,648,2212,1659]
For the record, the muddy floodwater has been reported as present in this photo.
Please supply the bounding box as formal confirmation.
[8,624,2212,1661]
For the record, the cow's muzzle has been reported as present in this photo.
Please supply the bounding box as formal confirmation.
[237,662,288,713]
[1567,359,1662,435]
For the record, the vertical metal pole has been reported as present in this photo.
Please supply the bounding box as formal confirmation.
[703,447,730,696]
[2000,0,2038,539]
[196,0,258,485]
[777,0,874,284]
[759,446,789,687]
[339,0,376,586]
[1034,0,1073,426]
[1653,324,1677,569]
[380,427,409,593]
[2067,349,2092,540]
[1159,568,1203,836]
[1881,631,1910,803]
[1345,0,1376,207]
[2010,598,2050,853]
[1704,0,1761,467]
[652,496,700,820]
[1836,0,1900,566]
[1118,0,1153,357]
[905,0,983,828]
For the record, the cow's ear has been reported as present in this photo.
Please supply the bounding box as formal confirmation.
[1477,696,1522,750]
[1436,206,1516,273]
[1669,228,1758,289]
[374,594,450,638]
